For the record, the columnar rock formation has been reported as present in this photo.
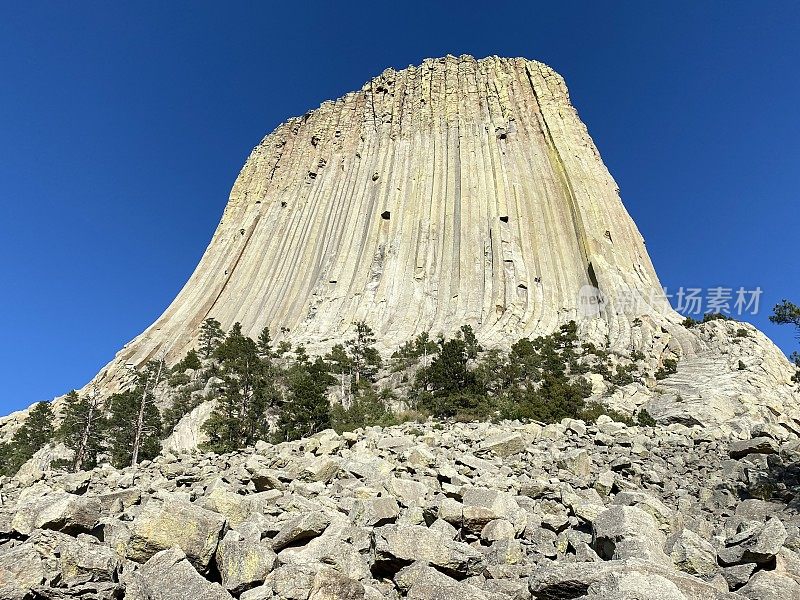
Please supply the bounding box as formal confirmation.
[1,55,797,443]
[106,54,675,382]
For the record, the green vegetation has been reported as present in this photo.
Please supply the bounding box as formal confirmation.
[655,358,678,380]
[199,317,225,358]
[202,323,278,453]
[274,359,335,442]
[2,317,674,477]
[0,401,54,476]
[637,408,657,427]
[770,300,800,383]
[57,389,105,471]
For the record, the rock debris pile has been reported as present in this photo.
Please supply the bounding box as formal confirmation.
[2,417,800,599]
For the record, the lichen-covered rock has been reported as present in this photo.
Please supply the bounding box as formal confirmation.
[126,499,226,572]
[270,512,330,551]
[11,491,100,535]
[0,544,46,600]
[124,548,233,600]
[372,524,485,578]
[216,530,277,594]
[668,529,719,578]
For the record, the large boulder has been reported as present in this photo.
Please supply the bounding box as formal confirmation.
[667,529,719,578]
[308,566,365,600]
[216,530,277,594]
[126,499,226,573]
[529,559,742,600]
[11,491,101,535]
[124,547,233,600]
[738,570,800,600]
[271,512,330,551]
[0,544,46,600]
[729,437,779,460]
[592,506,669,565]
[719,518,787,565]
[372,524,485,578]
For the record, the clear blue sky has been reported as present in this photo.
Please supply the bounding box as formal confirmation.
[1,2,798,413]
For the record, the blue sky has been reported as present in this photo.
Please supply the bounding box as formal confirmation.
[1,2,798,413]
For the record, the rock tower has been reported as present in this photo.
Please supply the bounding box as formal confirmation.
[105,55,678,383]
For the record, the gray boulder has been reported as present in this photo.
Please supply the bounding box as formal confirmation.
[216,530,277,594]
[668,529,719,578]
[738,570,800,600]
[729,438,778,460]
[271,512,330,551]
[126,499,226,573]
[593,506,670,565]
[124,547,233,600]
[11,491,101,535]
[372,524,485,578]
[529,559,743,600]
[0,544,46,600]
[308,566,365,599]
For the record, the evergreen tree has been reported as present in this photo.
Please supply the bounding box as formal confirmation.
[130,359,166,466]
[346,321,382,387]
[199,317,225,358]
[324,344,351,373]
[57,388,105,471]
[770,300,800,334]
[415,332,484,418]
[294,344,310,364]
[770,300,800,382]
[106,388,161,468]
[173,349,201,373]
[330,387,397,433]
[202,323,278,453]
[257,326,273,358]
[1,401,55,476]
[275,361,333,442]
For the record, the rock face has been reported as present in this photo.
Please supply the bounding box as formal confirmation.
[3,55,797,447]
[2,419,800,598]
[90,54,683,392]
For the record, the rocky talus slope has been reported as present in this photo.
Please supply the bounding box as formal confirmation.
[3,417,800,599]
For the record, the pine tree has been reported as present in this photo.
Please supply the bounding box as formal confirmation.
[257,326,272,358]
[1,401,55,476]
[275,361,333,442]
[346,321,382,388]
[131,359,166,466]
[202,323,278,453]
[57,388,105,472]
[173,349,201,373]
[200,317,225,358]
[106,388,161,468]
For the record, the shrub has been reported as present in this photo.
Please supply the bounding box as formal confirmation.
[637,409,657,427]
[331,389,398,433]
[579,402,634,426]
[655,358,678,380]
[702,312,731,323]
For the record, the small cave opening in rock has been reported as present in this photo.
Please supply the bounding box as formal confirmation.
[280,201,287,208]
[381,211,391,220]
[499,215,509,223]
